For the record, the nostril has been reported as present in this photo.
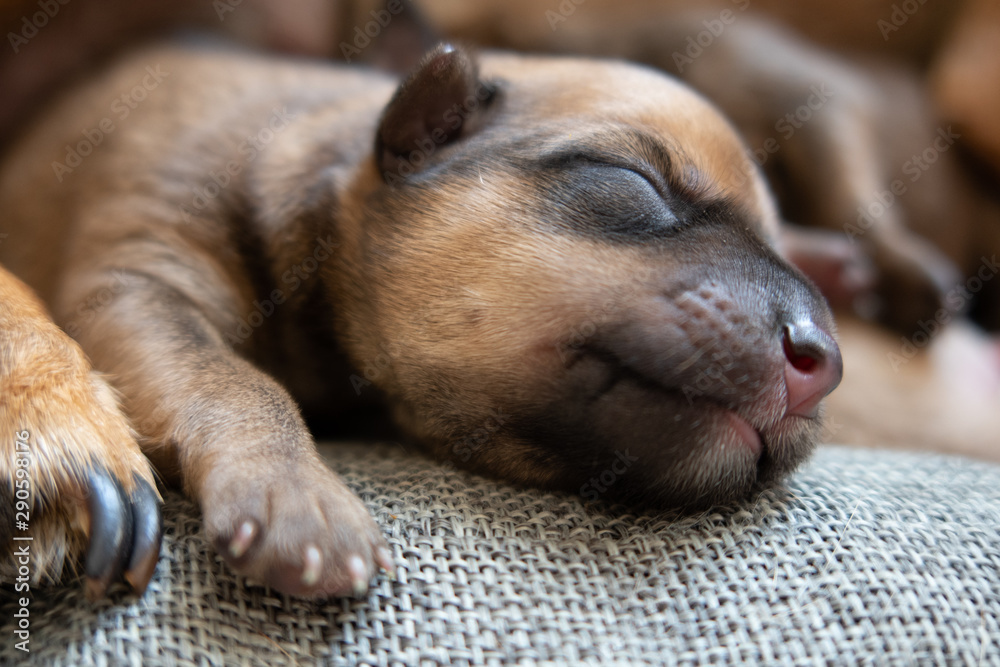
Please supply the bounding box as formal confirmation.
[782,322,844,418]
[783,333,819,373]
[783,323,838,367]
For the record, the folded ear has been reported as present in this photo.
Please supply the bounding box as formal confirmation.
[375,44,496,182]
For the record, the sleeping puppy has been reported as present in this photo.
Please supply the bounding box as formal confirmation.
[0,42,841,598]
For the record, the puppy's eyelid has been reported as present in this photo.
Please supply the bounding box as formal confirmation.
[628,162,671,199]
[551,153,669,199]
[601,160,672,202]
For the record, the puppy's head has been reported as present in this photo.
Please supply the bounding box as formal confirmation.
[333,45,841,508]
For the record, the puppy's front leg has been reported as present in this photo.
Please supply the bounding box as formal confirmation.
[1,265,160,599]
[65,267,393,598]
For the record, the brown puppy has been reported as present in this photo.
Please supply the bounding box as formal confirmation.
[0,42,842,598]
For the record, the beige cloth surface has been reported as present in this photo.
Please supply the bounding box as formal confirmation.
[2,442,999,666]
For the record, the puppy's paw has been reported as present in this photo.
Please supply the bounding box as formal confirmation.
[1,267,161,597]
[779,225,878,311]
[202,453,393,598]
[3,363,162,600]
[869,234,962,336]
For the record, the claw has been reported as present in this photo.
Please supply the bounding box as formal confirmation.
[123,475,162,594]
[228,520,257,559]
[347,555,369,598]
[301,545,322,587]
[83,468,133,601]
[375,546,396,580]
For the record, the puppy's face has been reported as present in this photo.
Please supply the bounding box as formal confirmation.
[333,49,841,507]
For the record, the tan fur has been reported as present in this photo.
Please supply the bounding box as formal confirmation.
[0,42,836,596]
[0,265,157,583]
[2,0,996,599]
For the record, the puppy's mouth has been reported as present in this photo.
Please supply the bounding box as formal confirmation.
[585,345,772,458]
[575,342,814,499]
[494,341,818,508]
[725,410,764,458]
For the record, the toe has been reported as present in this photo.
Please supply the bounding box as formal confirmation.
[200,459,395,599]
[346,554,371,598]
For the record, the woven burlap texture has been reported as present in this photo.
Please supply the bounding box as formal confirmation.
[2,443,999,666]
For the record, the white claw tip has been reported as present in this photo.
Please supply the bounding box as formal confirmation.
[301,545,322,587]
[376,547,396,578]
[347,555,369,597]
[229,521,256,558]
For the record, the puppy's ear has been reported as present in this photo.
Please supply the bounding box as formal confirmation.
[375,44,496,182]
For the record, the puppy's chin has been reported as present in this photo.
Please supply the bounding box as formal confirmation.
[486,374,822,510]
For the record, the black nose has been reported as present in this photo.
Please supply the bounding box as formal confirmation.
[782,322,843,418]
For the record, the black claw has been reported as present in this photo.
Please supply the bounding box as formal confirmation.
[124,475,162,594]
[83,468,134,601]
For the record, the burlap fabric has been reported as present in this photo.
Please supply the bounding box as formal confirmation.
[2,443,999,666]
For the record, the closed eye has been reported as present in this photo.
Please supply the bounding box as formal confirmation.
[562,153,670,199]
[540,162,681,239]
